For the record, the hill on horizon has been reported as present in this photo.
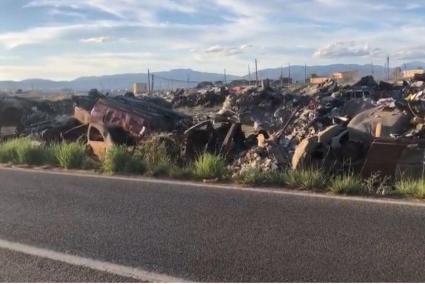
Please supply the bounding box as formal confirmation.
[1,62,424,92]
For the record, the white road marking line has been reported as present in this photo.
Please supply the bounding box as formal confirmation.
[0,238,187,283]
[1,166,425,208]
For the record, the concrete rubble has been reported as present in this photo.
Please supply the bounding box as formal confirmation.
[3,74,425,179]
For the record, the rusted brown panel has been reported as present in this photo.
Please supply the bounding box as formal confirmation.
[361,139,410,177]
[87,123,114,160]
[91,100,149,138]
[74,106,91,125]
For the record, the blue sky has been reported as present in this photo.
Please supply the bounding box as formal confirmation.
[0,0,425,80]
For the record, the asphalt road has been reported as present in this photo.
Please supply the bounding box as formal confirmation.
[0,168,425,282]
[0,248,138,282]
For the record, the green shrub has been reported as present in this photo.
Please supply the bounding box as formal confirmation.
[169,166,193,180]
[236,168,285,186]
[138,135,179,168]
[103,146,146,174]
[394,179,425,199]
[81,157,101,170]
[193,153,227,180]
[0,138,48,165]
[363,173,392,195]
[53,142,86,169]
[125,156,147,174]
[329,174,365,195]
[152,162,171,177]
[284,168,328,190]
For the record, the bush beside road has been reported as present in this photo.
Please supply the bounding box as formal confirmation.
[0,137,424,200]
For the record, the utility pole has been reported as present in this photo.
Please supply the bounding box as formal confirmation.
[288,63,291,87]
[255,58,259,86]
[280,66,284,88]
[387,55,390,81]
[147,69,151,93]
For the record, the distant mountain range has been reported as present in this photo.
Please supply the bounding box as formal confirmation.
[1,62,425,92]
[0,69,240,92]
[246,61,425,83]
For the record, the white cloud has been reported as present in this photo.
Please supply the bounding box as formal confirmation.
[80,36,111,44]
[394,46,425,60]
[0,26,70,49]
[47,8,86,18]
[314,41,384,58]
[192,44,253,58]
[25,0,200,23]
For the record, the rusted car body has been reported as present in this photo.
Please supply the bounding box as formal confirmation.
[84,96,191,159]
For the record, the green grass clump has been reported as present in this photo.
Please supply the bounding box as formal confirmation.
[138,136,179,168]
[169,166,193,180]
[52,142,86,169]
[236,168,285,186]
[394,179,425,199]
[0,138,48,165]
[329,174,365,195]
[103,146,146,174]
[283,168,328,190]
[193,153,227,180]
[152,162,171,177]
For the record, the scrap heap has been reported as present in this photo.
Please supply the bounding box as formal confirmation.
[3,73,425,179]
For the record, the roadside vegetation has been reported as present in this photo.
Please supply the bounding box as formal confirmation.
[102,145,146,174]
[2,138,425,200]
[394,179,425,199]
[236,168,285,186]
[137,135,178,177]
[329,173,365,195]
[52,142,86,169]
[193,153,227,180]
[283,168,328,190]
[0,138,49,165]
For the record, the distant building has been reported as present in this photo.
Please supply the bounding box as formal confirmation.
[402,69,425,80]
[132,83,147,95]
[310,76,329,84]
[332,71,359,83]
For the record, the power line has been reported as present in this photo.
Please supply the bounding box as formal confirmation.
[152,74,203,84]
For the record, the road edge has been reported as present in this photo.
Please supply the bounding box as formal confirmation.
[1,165,425,208]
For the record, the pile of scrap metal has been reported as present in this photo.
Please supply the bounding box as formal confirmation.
[171,86,228,109]
[0,95,78,140]
[213,75,425,179]
[5,74,425,180]
[289,76,425,179]
[73,95,192,158]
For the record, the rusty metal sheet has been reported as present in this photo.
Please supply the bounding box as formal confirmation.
[91,99,149,138]
[74,106,91,125]
[361,138,425,177]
